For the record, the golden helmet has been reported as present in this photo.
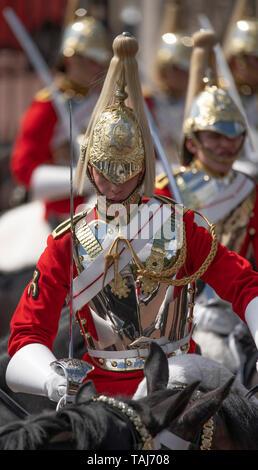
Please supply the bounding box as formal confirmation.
[88,90,145,185]
[182,30,246,164]
[156,0,193,72]
[61,15,111,65]
[75,33,155,198]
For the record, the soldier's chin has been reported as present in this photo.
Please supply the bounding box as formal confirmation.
[107,194,126,203]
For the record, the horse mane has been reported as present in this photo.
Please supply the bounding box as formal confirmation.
[0,400,122,450]
[218,391,258,450]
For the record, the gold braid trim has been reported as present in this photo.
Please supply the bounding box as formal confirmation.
[102,210,218,293]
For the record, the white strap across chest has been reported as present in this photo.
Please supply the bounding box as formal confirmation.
[195,172,254,224]
[71,198,173,313]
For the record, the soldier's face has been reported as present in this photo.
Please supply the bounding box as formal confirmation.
[186,131,245,174]
[65,55,107,90]
[90,166,144,202]
[230,54,258,88]
[159,64,189,96]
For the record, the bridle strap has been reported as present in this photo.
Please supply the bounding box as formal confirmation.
[154,430,191,450]
[199,415,216,450]
[92,395,155,450]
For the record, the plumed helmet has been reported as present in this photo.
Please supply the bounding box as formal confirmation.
[61,14,111,65]
[226,18,258,58]
[75,32,155,197]
[223,0,258,59]
[87,88,145,185]
[182,30,246,164]
[156,0,193,72]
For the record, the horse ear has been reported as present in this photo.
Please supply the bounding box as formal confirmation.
[144,342,169,394]
[76,380,98,404]
[142,381,200,435]
[171,376,235,442]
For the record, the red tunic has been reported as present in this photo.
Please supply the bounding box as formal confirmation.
[10,93,84,221]
[8,207,258,397]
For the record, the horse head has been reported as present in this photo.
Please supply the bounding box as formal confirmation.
[134,342,238,449]
[75,375,200,449]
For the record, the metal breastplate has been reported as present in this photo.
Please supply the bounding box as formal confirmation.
[74,208,195,371]
[175,165,256,254]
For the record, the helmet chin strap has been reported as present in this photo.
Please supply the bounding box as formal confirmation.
[190,132,244,166]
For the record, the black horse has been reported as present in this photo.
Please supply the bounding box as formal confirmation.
[1,341,257,450]
[135,343,258,450]
[0,376,202,450]
[0,342,241,451]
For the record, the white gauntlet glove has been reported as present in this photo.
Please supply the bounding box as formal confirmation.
[6,343,66,400]
[44,371,67,402]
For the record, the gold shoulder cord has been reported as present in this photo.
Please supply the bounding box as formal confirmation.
[103,196,218,291]
[52,211,86,239]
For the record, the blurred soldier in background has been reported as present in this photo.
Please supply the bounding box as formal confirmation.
[0,3,111,331]
[155,29,258,383]
[10,7,111,226]
[146,0,192,172]
[223,0,258,177]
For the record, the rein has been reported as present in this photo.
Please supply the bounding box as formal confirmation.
[0,388,29,420]
[92,395,154,450]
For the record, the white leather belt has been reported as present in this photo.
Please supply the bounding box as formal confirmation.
[87,331,193,372]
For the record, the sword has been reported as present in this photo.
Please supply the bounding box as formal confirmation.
[144,101,183,204]
[3,7,80,158]
[69,100,74,360]
[50,102,94,409]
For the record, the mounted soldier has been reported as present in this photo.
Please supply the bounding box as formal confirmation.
[146,0,192,169]
[155,29,258,376]
[10,7,111,227]
[5,32,258,405]
[0,6,111,329]
[223,0,258,177]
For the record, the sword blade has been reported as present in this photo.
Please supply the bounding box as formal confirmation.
[3,7,80,157]
[69,100,74,360]
[144,102,183,203]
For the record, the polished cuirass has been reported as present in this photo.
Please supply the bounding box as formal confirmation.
[73,199,195,371]
[174,164,256,254]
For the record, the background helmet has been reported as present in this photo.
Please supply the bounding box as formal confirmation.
[155,1,192,83]
[182,30,246,165]
[61,14,111,65]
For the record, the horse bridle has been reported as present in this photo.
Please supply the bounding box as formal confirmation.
[92,393,216,451]
[159,386,216,451]
[189,415,216,450]
[92,395,155,450]
[154,415,216,451]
